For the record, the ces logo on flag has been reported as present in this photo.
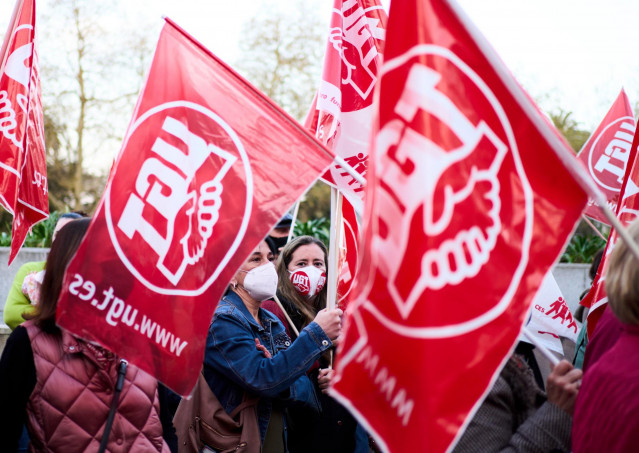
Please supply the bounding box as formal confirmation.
[367,47,534,336]
[106,102,253,296]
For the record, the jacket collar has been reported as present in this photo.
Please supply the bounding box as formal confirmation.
[222,291,274,332]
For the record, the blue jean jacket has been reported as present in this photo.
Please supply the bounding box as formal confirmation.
[203,291,332,443]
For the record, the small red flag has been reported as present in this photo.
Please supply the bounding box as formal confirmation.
[55,19,334,395]
[577,89,635,224]
[330,1,588,452]
[0,0,48,264]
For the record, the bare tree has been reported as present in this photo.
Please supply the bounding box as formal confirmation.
[39,0,154,211]
[235,1,325,121]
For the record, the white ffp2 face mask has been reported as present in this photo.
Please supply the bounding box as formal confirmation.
[241,262,278,302]
[289,265,326,298]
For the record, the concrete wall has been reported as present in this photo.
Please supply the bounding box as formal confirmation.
[0,246,592,355]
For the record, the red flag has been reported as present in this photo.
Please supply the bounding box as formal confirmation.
[330,1,588,452]
[577,89,635,224]
[0,0,48,265]
[336,196,359,309]
[305,0,387,212]
[582,119,639,338]
[55,19,334,395]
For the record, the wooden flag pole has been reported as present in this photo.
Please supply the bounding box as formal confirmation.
[522,327,560,367]
[581,214,607,242]
[287,200,301,245]
[273,295,300,337]
[327,188,344,311]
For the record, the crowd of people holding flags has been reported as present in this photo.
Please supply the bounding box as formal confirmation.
[6,0,639,450]
[3,211,639,453]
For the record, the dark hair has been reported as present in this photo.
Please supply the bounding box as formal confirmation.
[26,218,91,332]
[589,249,604,281]
[58,211,85,221]
[276,235,328,328]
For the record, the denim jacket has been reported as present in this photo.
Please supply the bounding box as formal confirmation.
[203,291,333,443]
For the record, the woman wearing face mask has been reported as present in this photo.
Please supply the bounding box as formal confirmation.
[262,236,363,453]
[203,239,343,453]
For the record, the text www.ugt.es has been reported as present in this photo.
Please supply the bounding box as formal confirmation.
[68,273,188,357]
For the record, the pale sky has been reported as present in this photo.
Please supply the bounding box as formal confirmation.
[1,0,638,139]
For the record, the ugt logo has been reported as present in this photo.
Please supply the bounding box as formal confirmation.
[365,47,534,334]
[328,0,385,109]
[587,118,634,192]
[106,102,252,295]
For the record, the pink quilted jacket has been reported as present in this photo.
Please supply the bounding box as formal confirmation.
[23,321,169,452]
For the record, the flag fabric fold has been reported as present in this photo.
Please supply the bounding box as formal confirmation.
[55,18,334,395]
[330,1,588,452]
[0,0,48,264]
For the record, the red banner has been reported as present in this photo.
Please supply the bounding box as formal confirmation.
[330,1,588,452]
[337,196,359,309]
[577,89,635,224]
[55,19,334,395]
[582,117,639,338]
[0,0,48,264]
[305,0,387,212]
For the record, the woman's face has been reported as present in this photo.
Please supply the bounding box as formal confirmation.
[287,243,326,273]
[234,241,274,288]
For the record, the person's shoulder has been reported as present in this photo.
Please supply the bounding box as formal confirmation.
[212,295,248,325]
[13,261,46,280]
[18,261,46,272]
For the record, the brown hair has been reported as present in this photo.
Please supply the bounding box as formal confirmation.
[606,220,639,325]
[276,235,328,328]
[26,218,91,332]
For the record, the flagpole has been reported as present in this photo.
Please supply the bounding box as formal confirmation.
[273,295,300,337]
[327,188,344,311]
[522,327,560,367]
[581,214,607,242]
[287,200,301,245]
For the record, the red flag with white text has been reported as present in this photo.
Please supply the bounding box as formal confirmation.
[330,1,588,452]
[577,89,635,224]
[582,121,639,338]
[0,0,48,265]
[55,19,334,395]
[305,0,387,214]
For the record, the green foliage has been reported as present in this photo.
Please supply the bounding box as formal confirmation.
[0,211,65,249]
[298,182,331,223]
[294,217,330,247]
[560,234,607,263]
[549,109,591,153]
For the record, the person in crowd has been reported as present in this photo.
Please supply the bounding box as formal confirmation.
[268,213,293,259]
[452,349,582,452]
[262,235,365,453]
[572,249,604,369]
[0,218,170,452]
[4,211,86,330]
[204,238,342,452]
[571,220,639,452]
